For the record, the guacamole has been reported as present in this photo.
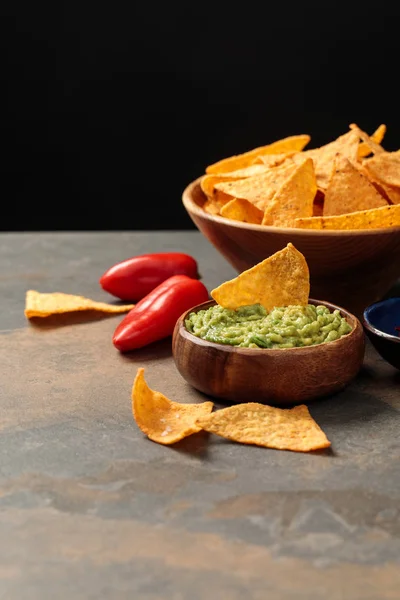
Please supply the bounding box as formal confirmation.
[185,304,352,349]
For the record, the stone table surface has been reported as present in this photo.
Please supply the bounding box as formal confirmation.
[0,231,399,600]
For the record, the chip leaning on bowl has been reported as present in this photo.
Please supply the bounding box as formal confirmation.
[199,123,400,230]
[185,243,353,349]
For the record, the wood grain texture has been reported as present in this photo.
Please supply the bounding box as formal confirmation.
[182,178,400,317]
[172,300,365,406]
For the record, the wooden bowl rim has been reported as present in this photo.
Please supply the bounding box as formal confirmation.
[182,177,400,236]
[176,298,363,356]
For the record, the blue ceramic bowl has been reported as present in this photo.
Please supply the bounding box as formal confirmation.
[363,297,400,370]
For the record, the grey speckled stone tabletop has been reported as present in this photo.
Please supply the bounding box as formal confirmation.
[1,232,399,600]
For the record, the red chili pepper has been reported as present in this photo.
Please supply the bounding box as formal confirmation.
[100,252,200,301]
[113,274,209,352]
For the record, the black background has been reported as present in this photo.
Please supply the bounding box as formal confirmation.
[2,1,399,231]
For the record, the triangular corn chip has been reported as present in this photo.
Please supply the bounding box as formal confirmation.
[362,151,400,188]
[375,182,400,205]
[200,164,269,200]
[358,124,386,158]
[251,152,296,167]
[294,204,400,230]
[203,198,222,215]
[132,368,213,445]
[205,135,310,174]
[349,123,385,155]
[211,243,309,310]
[358,159,400,205]
[220,197,263,224]
[262,158,317,226]
[195,403,331,453]
[293,130,360,190]
[214,160,297,211]
[323,154,388,216]
[25,290,134,318]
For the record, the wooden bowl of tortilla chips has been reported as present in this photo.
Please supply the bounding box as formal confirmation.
[182,123,400,317]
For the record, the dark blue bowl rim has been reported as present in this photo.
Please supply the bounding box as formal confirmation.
[362,297,400,343]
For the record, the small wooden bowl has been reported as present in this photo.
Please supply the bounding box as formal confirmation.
[172,299,365,406]
[182,177,400,318]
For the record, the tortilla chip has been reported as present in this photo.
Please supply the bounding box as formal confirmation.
[377,183,400,205]
[24,290,134,318]
[262,158,317,226]
[251,152,295,167]
[132,368,213,445]
[220,197,264,224]
[211,242,309,310]
[200,164,268,200]
[214,160,297,211]
[358,124,386,158]
[295,204,400,230]
[349,123,385,155]
[205,135,310,174]
[293,130,360,190]
[362,152,400,188]
[358,161,400,205]
[323,154,388,216]
[195,403,331,453]
[203,198,222,215]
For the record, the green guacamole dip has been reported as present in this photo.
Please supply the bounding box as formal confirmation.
[185,304,352,349]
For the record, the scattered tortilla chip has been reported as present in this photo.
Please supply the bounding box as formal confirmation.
[358,124,386,158]
[214,160,297,211]
[362,151,400,188]
[195,403,331,453]
[205,135,310,174]
[220,197,264,224]
[211,242,309,310]
[294,130,360,190]
[24,290,134,318]
[132,368,213,445]
[295,204,400,230]
[262,158,317,226]
[323,154,388,216]
[349,123,385,155]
